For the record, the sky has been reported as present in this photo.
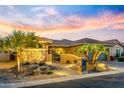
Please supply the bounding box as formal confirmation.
[0,5,124,41]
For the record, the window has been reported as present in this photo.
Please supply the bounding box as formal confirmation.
[116,47,120,57]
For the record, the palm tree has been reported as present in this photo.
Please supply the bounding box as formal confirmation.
[77,44,108,64]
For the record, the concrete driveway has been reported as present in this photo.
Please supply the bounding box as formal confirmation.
[103,61,124,70]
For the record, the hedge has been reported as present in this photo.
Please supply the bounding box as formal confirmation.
[118,56,124,62]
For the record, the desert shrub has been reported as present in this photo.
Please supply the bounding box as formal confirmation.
[121,52,124,56]
[47,70,53,74]
[115,53,120,59]
[39,62,46,66]
[93,67,97,71]
[118,56,124,62]
[24,62,30,65]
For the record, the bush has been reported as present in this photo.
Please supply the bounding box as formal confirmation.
[39,62,46,66]
[121,52,124,56]
[115,54,120,59]
[118,56,124,62]
[24,62,30,65]
[47,70,53,74]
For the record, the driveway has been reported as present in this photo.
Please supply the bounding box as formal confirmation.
[103,61,124,70]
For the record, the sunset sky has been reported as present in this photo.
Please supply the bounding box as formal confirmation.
[0,5,124,41]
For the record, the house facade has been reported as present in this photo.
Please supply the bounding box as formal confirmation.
[48,38,124,62]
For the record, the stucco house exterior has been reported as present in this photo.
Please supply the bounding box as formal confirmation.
[48,38,124,62]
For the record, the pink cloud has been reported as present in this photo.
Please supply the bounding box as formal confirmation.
[0,11,124,33]
[111,23,124,30]
[59,12,124,31]
[45,8,58,16]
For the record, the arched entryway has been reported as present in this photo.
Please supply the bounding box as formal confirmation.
[51,48,65,63]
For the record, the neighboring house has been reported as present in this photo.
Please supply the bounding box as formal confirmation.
[103,39,124,58]
[48,38,124,61]
[122,43,124,48]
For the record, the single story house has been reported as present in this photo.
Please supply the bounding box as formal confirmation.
[48,38,124,61]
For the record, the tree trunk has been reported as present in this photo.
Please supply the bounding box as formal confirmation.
[92,52,98,64]
[16,54,20,79]
[17,54,20,72]
[95,52,101,61]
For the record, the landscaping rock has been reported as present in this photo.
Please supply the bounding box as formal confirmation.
[33,66,50,74]
[39,62,47,66]
[30,64,39,69]
[33,67,41,75]
[39,66,50,71]
[49,66,56,70]
[8,62,56,76]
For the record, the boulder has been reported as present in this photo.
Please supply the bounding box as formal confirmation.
[30,64,39,69]
[49,66,56,70]
[33,66,50,74]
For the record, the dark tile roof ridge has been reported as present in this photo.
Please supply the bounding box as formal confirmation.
[37,36,124,48]
[50,42,115,47]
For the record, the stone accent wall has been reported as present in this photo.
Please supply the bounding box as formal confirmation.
[19,48,46,63]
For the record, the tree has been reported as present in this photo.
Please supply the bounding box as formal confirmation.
[25,32,38,48]
[1,30,38,50]
[77,44,108,64]
[0,36,11,52]
[1,30,39,78]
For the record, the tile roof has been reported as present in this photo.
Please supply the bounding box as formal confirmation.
[37,36,124,48]
[51,38,124,48]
